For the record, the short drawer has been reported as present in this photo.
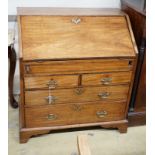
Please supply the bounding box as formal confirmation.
[24,75,78,89]
[25,85,129,106]
[25,101,126,128]
[82,71,132,86]
[24,59,134,75]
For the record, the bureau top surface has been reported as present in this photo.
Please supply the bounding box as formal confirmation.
[18,8,136,60]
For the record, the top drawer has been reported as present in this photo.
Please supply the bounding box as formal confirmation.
[24,59,134,75]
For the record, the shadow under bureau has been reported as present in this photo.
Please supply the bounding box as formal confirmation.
[17,8,138,143]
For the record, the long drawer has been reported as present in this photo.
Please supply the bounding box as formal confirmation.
[25,85,129,106]
[25,101,126,128]
[24,59,134,75]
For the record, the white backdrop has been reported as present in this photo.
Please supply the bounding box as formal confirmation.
[8,0,120,15]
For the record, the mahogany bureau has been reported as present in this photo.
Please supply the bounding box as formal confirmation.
[17,8,138,143]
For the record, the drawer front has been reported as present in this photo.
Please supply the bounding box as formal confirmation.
[25,85,129,106]
[25,101,126,128]
[82,71,132,86]
[24,75,78,89]
[24,59,134,75]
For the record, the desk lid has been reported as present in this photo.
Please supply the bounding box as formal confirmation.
[18,8,137,60]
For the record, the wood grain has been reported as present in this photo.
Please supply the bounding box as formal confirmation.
[20,129,50,143]
[125,15,138,54]
[101,119,128,133]
[82,71,132,86]
[17,16,23,58]
[24,75,78,89]
[134,54,146,110]
[19,58,25,128]
[122,1,146,127]
[25,85,129,106]
[18,9,137,143]
[78,135,91,155]
[122,1,145,126]
[25,101,126,128]
[128,111,146,126]
[24,59,134,75]
[20,16,135,60]
[20,120,127,143]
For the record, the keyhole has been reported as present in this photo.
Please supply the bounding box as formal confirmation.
[128,60,133,66]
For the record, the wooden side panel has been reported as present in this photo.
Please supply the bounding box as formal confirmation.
[25,85,129,106]
[19,59,25,128]
[25,101,126,128]
[134,54,146,110]
[20,16,135,60]
[82,71,132,86]
[17,16,23,58]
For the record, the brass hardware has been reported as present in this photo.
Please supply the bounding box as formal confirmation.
[96,111,108,118]
[98,92,110,99]
[74,88,84,95]
[101,77,112,85]
[71,17,81,24]
[46,114,57,120]
[46,79,57,89]
[72,104,82,111]
[25,65,30,73]
[45,95,57,104]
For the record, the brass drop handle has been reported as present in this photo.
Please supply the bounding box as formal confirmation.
[46,79,57,89]
[46,114,57,120]
[45,95,57,104]
[96,111,108,118]
[71,17,81,24]
[98,92,110,99]
[101,77,112,85]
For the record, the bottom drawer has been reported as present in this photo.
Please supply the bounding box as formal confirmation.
[25,101,126,128]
